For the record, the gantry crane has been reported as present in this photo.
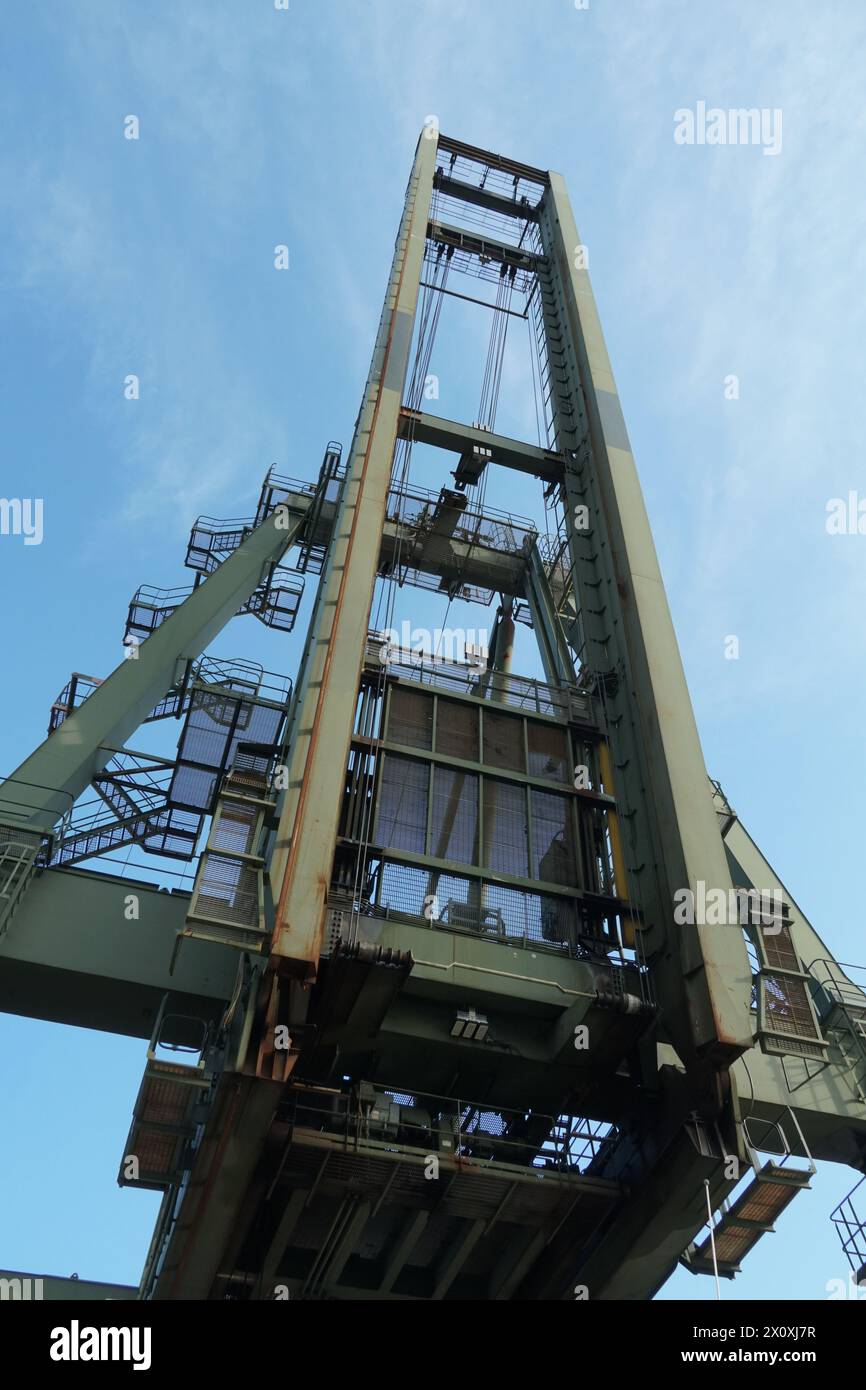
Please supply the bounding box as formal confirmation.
[2,130,865,1300]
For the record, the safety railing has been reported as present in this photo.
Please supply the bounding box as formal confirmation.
[287,1081,618,1176]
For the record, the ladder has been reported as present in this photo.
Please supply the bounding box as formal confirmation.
[682,1109,815,1280]
[686,1161,812,1278]
[0,825,45,938]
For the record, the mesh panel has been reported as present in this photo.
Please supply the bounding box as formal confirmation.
[135,1130,180,1180]
[760,923,800,972]
[532,789,577,886]
[169,689,284,812]
[376,860,577,950]
[375,755,429,853]
[142,808,203,858]
[435,697,479,762]
[483,778,529,876]
[527,721,570,784]
[210,799,259,856]
[386,687,434,750]
[170,765,219,812]
[483,708,525,773]
[139,1072,192,1127]
[429,767,478,865]
[761,974,822,1040]
[481,880,577,947]
[192,852,260,929]
[368,639,584,721]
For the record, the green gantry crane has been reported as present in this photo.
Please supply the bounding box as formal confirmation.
[2,131,865,1301]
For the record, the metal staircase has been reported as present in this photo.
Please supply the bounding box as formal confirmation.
[47,662,291,871]
[682,1111,815,1280]
[118,995,213,1192]
[831,1175,866,1288]
[125,569,304,644]
[0,825,46,938]
[256,442,344,575]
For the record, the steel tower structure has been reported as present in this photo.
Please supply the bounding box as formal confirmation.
[2,131,866,1301]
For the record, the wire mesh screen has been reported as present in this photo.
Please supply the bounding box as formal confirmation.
[429,767,478,864]
[483,708,525,773]
[759,923,800,973]
[169,689,285,812]
[531,789,577,886]
[210,799,259,857]
[191,852,260,930]
[759,973,825,1060]
[376,859,578,951]
[375,755,429,854]
[368,638,578,720]
[142,809,203,858]
[527,721,570,784]
[483,779,529,877]
[386,686,434,750]
[435,697,479,762]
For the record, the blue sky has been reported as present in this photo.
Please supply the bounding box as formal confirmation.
[1,0,865,1300]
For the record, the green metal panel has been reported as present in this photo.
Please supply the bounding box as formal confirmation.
[0,866,237,1039]
[539,170,753,1060]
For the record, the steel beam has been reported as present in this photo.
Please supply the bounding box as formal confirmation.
[0,866,236,1040]
[566,1124,737,1300]
[524,542,575,685]
[268,132,438,975]
[437,133,549,187]
[259,1189,307,1294]
[730,1041,866,1166]
[379,1210,429,1293]
[428,218,544,271]
[398,408,563,483]
[539,170,752,1061]
[433,171,540,221]
[149,1071,283,1299]
[431,1218,486,1299]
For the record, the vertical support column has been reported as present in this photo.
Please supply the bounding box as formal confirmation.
[268,131,439,976]
[524,542,574,687]
[539,172,752,1060]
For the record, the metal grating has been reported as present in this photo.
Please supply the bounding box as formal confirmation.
[191,852,261,931]
[210,798,260,857]
[761,926,800,973]
[531,789,577,885]
[386,686,434,750]
[483,708,525,773]
[483,779,529,877]
[135,1129,180,1181]
[435,697,478,761]
[367,636,590,723]
[376,859,579,952]
[429,766,478,865]
[691,1163,810,1274]
[527,720,570,784]
[759,974,826,1058]
[374,755,429,855]
[169,688,285,813]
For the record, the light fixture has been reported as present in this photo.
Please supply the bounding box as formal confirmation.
[451,1008,488,1042]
